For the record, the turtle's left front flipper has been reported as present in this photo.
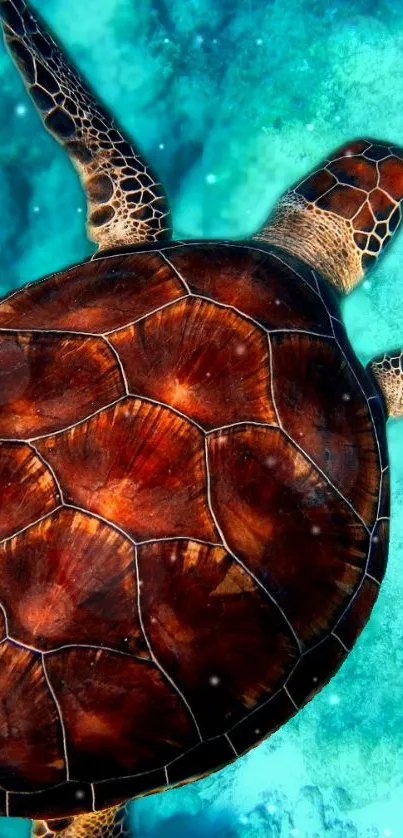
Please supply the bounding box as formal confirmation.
[369,350,403,418]
[0,0,172,250]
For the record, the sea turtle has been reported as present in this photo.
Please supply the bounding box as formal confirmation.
[0,1,401,837]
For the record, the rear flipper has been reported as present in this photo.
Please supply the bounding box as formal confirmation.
[368,350,403,417]
[32,804,131,838]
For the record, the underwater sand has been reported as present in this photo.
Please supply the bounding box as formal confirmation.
[1,0,403,836]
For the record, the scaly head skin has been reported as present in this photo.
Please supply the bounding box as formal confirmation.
[255,138,403,294]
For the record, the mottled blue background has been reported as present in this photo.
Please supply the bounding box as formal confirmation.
[0,1,403,836]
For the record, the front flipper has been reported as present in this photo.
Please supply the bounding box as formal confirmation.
[32,804,131,838]
[0,0,172,249]
[369,350,403,418]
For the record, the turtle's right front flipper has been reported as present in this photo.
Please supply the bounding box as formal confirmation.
[0,0,172,250]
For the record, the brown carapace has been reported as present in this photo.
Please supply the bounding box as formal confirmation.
[0,2,402,838]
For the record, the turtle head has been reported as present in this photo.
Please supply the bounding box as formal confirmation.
[254,138,403,294]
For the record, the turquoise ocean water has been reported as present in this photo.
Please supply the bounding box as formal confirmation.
[0,1,403,836]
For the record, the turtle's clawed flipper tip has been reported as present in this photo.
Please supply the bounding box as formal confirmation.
[0,0,172,250]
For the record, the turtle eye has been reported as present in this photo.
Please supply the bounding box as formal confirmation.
[294,138,403,268]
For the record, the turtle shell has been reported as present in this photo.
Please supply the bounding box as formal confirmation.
[0,241,389,820]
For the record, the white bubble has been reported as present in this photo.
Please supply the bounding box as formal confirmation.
[306,123,315,132]
[342,392,351,401]
[206,173,217,184]
[15,104,27,117]
[384,829,392,837]
[209,675,220,686]
[311,525,321,535]
[335,116,340,123]
[312,675,319,683]
[363,280,371,290]
[329,694,340,705]
[163,37,170,44]
[75,789,85,800]
[256,38,263,45]
[33,205,40,213]
[254,728,261,736]
[265,456,277,468]
[266,804,276,814]
[235,344,246,356]
[77,207,83,213]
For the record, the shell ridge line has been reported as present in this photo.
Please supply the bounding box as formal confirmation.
[26,441,64,503]
[205,420,278,435]
[41,654,70,783]
[268,318,370,529]
[136,535,223,548]
[190,291,270,335]
[28,396,126,442]
[102,335,129,395]
[267,334,281,426]
[365,572,381,587]
[159,251,191,294]
[63,503,137,547]
[268,328,334,339]
[313,271,387,518]
[224,731,238,757]
[9,636,149,665]
[8,636,49,656]
[0,327,99,337]
[283,684,299,710]
[228,622,350,735]
[279,425,370,533]
[0,506,63,548]
[331,515,380,642]
[203,437,303,655]
[102,295,188,336]
[0,602,8,636]
[331,631,349,652]
[127,393,204,432]
[155,248,278,335]
[310,269,335,332]
[134,544,204,743]
[327,302,386,516]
